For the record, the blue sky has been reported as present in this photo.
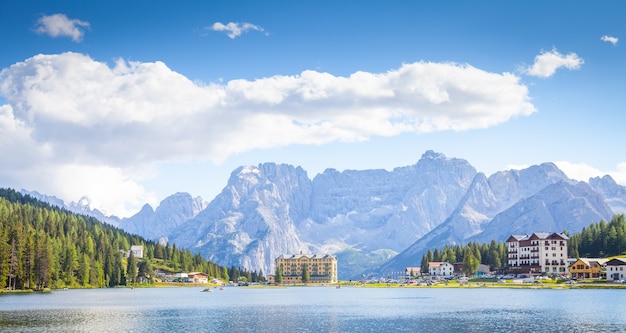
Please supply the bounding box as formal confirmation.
[1,0,625,217]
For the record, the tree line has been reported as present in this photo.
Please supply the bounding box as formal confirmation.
[419,240,508,276]
[0,188,262,290]
[418,214,626,276]
[568,214,626,258]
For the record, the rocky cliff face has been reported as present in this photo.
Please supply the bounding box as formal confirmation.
[168,163,311,277]
[119,192,207,241]
[164,151,480,278]
[379,179,615,273]
[589,175,626,215]
[110,151,626,280]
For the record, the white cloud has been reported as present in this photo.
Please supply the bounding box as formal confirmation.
[601,35,619,46]
[555,161,626,186]
[207,22,267,39]
[0,52,536,216]
[34,14,90,42]
[524,48,584,78]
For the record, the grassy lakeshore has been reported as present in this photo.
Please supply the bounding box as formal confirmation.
[6,280,626,292]
[336,279,626,290]
[0,288,53,294]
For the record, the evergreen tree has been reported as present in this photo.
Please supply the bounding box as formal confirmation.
[78,253,90,286]
[0,228,9,288]
[433,248,441,262]
[427,249,433,262]
[126,251,137,286]
[443,246,456,263]
[222,267,230,282]
[462,246,479,276]
[420,253,429,274]
[34,233,53,290]
[138,259,154,283]
[275,265,283,284]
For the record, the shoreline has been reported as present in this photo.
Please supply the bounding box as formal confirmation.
[4,281,626,294]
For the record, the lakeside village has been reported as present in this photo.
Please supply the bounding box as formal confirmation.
[150,232,626,288]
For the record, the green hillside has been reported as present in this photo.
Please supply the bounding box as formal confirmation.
[0,188,259,291]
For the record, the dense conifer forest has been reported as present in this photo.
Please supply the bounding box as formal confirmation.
[568,214,626,258]
[0,188,261,290]
[419,240,508,276]
[419,214,626,275]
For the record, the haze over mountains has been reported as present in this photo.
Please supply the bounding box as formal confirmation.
[22,151,626,280]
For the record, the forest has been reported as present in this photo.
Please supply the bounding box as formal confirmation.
[0,188,262,291]
[419,240,508,276]
[568,214,626,258]
[419,214,626,275]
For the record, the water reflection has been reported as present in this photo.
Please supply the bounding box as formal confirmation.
[1,287,625,332]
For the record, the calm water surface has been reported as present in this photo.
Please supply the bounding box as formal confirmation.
[1,286,625,332]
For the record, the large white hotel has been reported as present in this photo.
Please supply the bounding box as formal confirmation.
[506,232,569,275]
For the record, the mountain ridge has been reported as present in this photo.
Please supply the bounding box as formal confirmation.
[20,151,626,280]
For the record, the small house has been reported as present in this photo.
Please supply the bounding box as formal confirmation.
[569,258,607,280]
[188,272,209,284]
[605,258,626,282]
[405,267,421,277]
[428,262,454,277]
[130,245,144,259]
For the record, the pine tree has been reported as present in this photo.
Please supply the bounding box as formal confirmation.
[462,246,479,276]
[420,254,429,274]
[126,251,137,286]
[275,265,283,284]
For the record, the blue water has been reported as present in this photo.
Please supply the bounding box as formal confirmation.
[1,287,625,332]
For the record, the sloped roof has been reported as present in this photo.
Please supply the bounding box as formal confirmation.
[569,258,608,268]
[606,258,626,266]
[507,232,569,242]
[277,253,336,260]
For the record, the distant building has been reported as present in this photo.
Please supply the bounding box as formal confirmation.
[428,262,454,277]
[606,258,626,281]
[569,258,607,280]
[188,272,209,284]
[174,272,188,282]
[477,264,491,276]
[451,262,490,276]
[405,267,421,277]
[275,253,338,284]
[130,245,144,259]
[506,232,569,275]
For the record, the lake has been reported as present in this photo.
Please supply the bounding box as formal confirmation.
[1,286,625,332]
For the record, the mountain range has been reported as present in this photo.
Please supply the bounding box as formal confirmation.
[21,151,626,280]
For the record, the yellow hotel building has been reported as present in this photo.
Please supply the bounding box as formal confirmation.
[275,253,338,284]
